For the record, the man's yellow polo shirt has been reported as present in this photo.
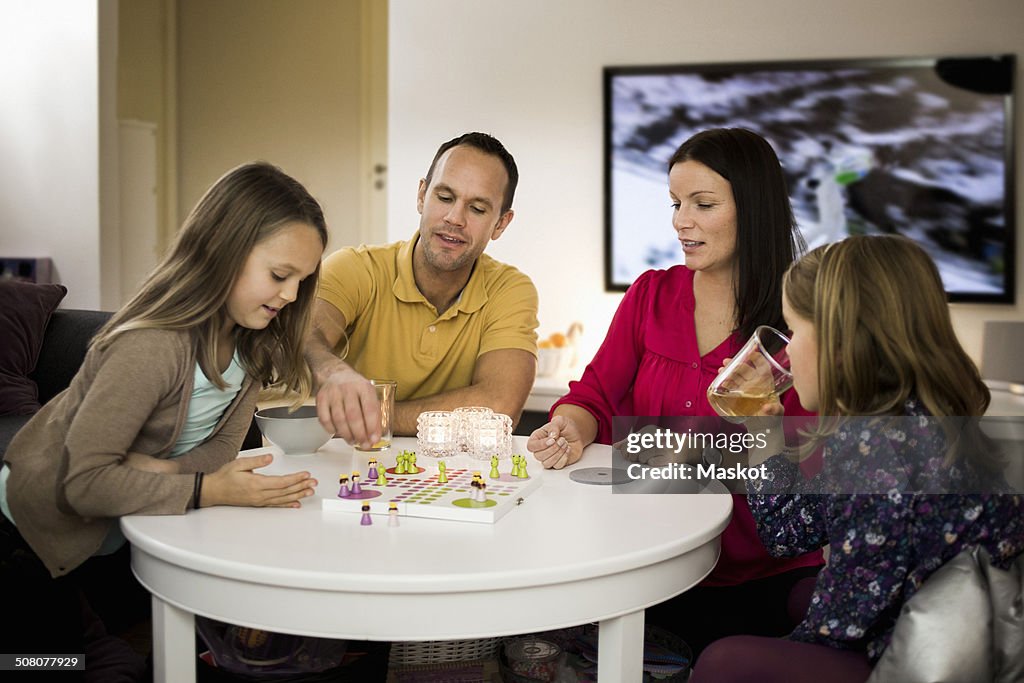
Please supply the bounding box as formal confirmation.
[318,234,539,402]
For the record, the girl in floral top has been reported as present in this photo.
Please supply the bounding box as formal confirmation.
[690,235,1024,683]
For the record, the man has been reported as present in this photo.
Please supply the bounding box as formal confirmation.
[305,132,539,448]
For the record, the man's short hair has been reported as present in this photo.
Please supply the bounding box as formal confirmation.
[423,132,518,213]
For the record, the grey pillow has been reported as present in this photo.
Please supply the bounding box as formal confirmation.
[868,547,1023,683]
[982,552,1024,683]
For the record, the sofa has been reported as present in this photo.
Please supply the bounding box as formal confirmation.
[1,304,112,458]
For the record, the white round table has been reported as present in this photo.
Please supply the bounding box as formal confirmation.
[122,436,732,682]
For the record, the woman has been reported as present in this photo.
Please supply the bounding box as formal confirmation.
[527,128,823,656]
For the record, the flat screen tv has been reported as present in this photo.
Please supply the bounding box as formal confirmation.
[604,55,1016,303]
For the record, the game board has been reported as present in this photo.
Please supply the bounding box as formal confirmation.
[322,458,542,524]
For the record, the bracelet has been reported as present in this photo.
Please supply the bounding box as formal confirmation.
[192,472,205,509]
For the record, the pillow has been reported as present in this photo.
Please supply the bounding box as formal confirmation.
[0,280,67,415]
[868,547,1024,683]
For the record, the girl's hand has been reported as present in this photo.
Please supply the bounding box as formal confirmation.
[201,454,317,508]
[527,415,584,470]
[125,452,180,474]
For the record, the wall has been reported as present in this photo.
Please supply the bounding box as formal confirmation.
[388,0,1024,365]
[176,0,365,253]
[0,1,104,308]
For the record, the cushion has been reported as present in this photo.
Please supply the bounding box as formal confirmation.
[868,547,1024,683]
[0,280,67,415]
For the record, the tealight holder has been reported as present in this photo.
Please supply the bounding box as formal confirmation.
[453,406,494,453]
[466,412,513,461]
[416,410,454,458]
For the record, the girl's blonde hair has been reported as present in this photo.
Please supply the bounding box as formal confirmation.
[94,162,328,399]
[784,235,989,419]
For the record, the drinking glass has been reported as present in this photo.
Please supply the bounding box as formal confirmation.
[707,326,793,424]
[355,379,397,451]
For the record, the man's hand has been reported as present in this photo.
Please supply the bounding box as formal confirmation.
[527,415,585,469]
[304,300,382,448]
[200,453,317,508]
[314,367,381,449]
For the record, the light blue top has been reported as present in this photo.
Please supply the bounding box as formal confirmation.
[1,354,246,557]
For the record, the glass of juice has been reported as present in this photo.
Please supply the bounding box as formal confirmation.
[707,326,793,424]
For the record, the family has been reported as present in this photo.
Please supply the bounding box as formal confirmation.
[2,128,1021,682]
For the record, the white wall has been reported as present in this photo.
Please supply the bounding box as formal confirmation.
[388,0,1024,365]
[0,1,103,308]
[176,0,366,254]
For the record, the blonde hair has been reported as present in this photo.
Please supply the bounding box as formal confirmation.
[94,162,328,399]
[784,236,994,466]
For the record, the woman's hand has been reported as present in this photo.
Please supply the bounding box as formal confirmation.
[124,452,180,474]
[527,415,585,470]
[200,453,317,508]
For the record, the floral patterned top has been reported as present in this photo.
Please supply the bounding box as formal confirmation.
[747,398,1024,662]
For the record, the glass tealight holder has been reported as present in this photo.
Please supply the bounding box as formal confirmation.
[452,406,494,453]
[467,412,513,461]
[416,410,454,458]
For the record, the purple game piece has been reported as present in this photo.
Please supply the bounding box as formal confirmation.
[351,475,363,495]
[360,504,372,525]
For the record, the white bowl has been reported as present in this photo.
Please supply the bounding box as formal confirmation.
[255,405,332,454]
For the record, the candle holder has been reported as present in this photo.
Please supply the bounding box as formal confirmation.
[416,411,455,458]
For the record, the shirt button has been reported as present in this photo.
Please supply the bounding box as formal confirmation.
[685,400,692,408]
[692,362,699,369]
[428,326,436,333]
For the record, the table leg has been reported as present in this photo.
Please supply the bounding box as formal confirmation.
[598,610,645,682]
[151,595,196,683]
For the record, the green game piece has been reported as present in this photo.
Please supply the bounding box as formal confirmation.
[518,459,528,479]
[437,460,448,484]
[489,455,500,479]
[376,468,387,486]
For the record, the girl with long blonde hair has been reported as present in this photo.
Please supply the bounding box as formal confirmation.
[691,235,1024,682]
[1,162,327,670]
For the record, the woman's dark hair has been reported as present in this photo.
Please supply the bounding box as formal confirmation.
[668,128,805,340]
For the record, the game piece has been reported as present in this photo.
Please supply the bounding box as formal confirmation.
[409,452,417,470]
[437,460,448,484]
[489,455,500,479]
[351,471,362,495]
[388,502,399,526]
[516,456,529,479]
[479,481,488,502]
[360,503,372,525]
[376,468,388,486]
[338,475,350,498]
[367,458,378,481]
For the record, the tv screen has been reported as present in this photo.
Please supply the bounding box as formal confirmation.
[604,55,1016,303]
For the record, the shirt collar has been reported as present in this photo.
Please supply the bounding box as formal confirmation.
[393,231,489,318]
